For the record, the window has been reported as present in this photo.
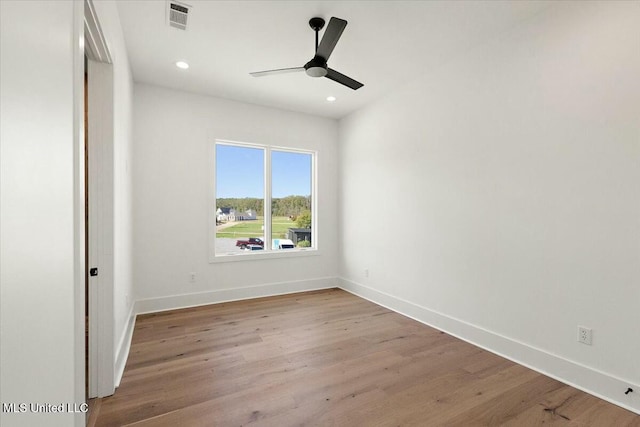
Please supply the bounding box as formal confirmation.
[211,140,315,259]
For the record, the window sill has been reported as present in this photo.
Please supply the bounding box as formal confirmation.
[209,248,320,263]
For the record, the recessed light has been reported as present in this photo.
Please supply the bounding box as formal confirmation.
[175,61,189,69]
[326,96,336,102]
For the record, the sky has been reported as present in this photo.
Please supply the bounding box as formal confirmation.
[216,145,311,198]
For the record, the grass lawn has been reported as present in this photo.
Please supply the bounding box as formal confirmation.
[216,216,295,239]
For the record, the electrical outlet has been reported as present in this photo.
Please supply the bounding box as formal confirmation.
[189,272,196,283]
[578,326,592,345]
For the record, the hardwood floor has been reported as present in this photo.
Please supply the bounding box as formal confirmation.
[91,289,639,426]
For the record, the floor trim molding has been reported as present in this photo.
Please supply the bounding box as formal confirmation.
[134,277,338,315]
[114,304,136,388]
[338,277,639,415]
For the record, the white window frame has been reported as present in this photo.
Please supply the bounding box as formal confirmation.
[209,139,318,262]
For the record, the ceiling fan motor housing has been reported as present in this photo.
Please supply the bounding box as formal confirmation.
[304,56,328,77]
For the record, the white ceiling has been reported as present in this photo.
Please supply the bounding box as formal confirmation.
[116,1,551,119]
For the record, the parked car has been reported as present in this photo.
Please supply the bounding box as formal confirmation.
[235,237,264,249]
[272,238,295,250]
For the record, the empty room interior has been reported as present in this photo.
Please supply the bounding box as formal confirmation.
[0,0,639,426]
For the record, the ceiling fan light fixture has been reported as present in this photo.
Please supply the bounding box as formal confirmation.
[305,66,327,78]
[304,56,328,78]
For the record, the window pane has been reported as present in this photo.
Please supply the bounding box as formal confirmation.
[215,145,264,254]
[271,150,312,250]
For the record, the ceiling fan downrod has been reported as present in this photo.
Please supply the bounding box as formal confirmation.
[306,17,328,77]
[309,17,325,53]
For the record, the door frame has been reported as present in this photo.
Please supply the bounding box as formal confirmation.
[84,0,115,399]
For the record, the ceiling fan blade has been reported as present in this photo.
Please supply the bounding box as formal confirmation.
[316,17,347,61]
[250,67,304,77]
[325,68,363,90]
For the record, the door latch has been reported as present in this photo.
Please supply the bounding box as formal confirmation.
[90,268,98,277]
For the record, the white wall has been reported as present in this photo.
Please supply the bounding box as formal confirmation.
[339,1,639,412]
[133,84,338,310]
[91,0,136,385]
[0,1,85,426]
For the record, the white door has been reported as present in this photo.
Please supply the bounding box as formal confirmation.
[85,0,115,398]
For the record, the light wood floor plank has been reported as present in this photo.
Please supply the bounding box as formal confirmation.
[91,288,639,426]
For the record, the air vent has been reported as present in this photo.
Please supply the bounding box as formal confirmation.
[167,1,191,30]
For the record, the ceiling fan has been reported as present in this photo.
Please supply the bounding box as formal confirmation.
[250,17,363,90]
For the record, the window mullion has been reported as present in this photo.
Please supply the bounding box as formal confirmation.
[264,147,272,251]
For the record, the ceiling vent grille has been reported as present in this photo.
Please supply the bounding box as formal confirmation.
[167,1,190,30]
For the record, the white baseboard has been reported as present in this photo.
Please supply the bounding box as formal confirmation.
[338,277,640,415]
[134,277,338,315]
[114,304,136,388]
